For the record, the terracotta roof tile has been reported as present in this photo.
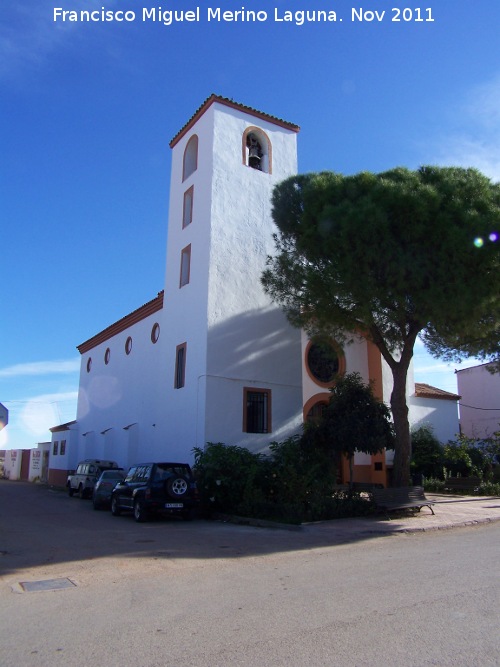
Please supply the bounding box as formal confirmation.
[50,420,77,433]
[77,291,164,354]
[170,94,300,147]
[414,382,461,401]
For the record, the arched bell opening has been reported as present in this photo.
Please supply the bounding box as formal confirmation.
[242,127,272,174]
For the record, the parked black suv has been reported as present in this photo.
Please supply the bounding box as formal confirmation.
[110,462,199,522]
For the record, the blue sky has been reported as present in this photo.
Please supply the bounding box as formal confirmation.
[2,0,499,449]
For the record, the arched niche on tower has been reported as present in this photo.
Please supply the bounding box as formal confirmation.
[182,134,198,181]
[242,126,272,174]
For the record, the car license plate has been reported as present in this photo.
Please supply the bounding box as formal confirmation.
[165,503,183,508]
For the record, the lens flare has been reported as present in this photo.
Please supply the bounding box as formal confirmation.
[474,237,484,248]
[488,232,498,242]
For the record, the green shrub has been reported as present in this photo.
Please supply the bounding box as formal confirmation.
[192,442,270,515]
[411,425,444,479]
[476,481,500,496]
[193,437,374,523]
[443,436,490,478]
[423,477,446,492]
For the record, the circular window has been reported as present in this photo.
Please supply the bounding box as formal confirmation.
[306,339,344,386]
[125,336,133,355]
[86,357,92,373]
[104,348,111,365]
[151,322,160,344]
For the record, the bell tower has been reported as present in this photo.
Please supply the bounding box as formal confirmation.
[158,95,303,456]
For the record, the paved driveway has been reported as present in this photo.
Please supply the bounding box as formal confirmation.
[1,480,500,667]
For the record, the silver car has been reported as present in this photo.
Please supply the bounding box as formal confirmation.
[92,469,125,509]
[67,459,120,499]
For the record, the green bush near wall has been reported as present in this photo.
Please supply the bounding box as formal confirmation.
[193,438,375,524]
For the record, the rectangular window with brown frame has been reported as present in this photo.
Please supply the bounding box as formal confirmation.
[182,185,194,228]
[174,343,187,389]
[60,440,66,456]
[243,388,271,434]
[179,244,191,288]
[53,441,59,455]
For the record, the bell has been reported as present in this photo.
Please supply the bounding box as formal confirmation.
[248,145,261,159]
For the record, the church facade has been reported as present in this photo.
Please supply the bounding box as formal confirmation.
[47,96,460,488]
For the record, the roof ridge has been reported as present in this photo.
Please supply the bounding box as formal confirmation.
[414,382,461,401]
[77,291,164,354]
[170,94,300,147]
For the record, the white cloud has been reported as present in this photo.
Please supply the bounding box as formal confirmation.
[433,75,500,181]
[1,390,78,448]
[0,358,80,378]
[0,0,118,82]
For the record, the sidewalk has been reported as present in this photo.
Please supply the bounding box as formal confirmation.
[303,493,500,538]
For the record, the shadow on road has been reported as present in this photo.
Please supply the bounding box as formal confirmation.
[0,479,451,578]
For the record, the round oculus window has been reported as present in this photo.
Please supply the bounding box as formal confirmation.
[307,341,341,384]
[151,323,160,344]
[125,336,133,355]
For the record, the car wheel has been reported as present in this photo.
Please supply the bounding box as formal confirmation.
[68,486,74,497]
[78,484,85,499]
[133,499,148,523]
[166,477,188,499]
[111,495,121,516]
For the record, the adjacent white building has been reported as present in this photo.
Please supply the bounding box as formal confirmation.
[47,95,460,488]
[409,383,461,443]
[456,363,500,439]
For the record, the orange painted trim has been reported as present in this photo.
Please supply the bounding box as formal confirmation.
[302,393,330,422]
[304,339,346,388]
[151,322,160,344]
[174,342,187,389]
[179,244,192,288]
[125,336,133,355]
[182,134,198,182]
[243,387,272,434]
[170,94,300,148]
[182,185,194,228]
[78,292,164,354]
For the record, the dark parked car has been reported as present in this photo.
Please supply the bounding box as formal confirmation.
[92,469,125,509]
[110,462,199,522]
[67,459,121,499]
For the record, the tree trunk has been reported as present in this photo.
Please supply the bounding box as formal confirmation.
[348,454,354,494]
[390,362,412,487]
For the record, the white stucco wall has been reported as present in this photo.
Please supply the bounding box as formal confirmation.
[29,444,50,482]
[49,424,80,472]
[408,396,460,443]
[4,450,22,479]
[76,311,164,467]
[160,101,303,455]
[158,106,213,458]
[205,105,303,450]
[457,364,500,438]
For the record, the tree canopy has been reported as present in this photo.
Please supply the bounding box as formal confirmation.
[304,373,395,488]
[262,166,500,485]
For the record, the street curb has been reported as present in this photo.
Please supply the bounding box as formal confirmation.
[212,508,500,536]
[212,512,303,531]
[387,514,500,535]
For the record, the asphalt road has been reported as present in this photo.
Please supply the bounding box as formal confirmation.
[1,480,499,667]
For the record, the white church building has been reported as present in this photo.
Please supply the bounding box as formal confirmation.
[47,95,460,488]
